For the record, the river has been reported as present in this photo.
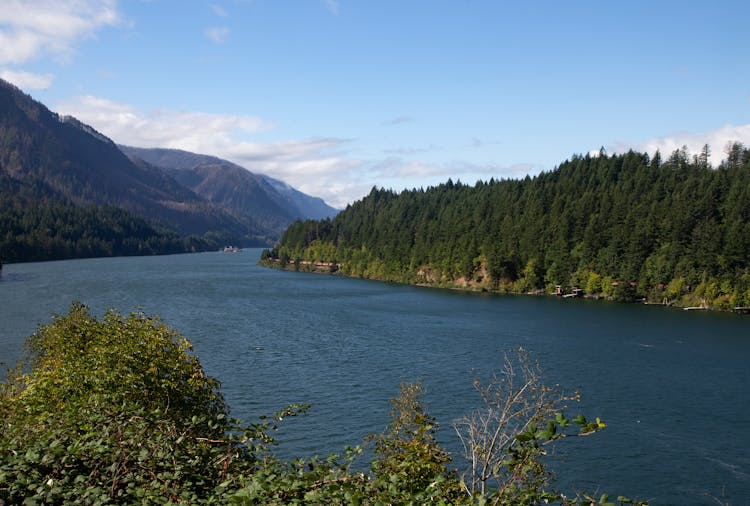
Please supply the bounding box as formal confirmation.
[1,250,748,505]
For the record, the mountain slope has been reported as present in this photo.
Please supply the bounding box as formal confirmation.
[120,146,338,236]
[0,78,270,245]
[0,171,188,262]
[260,175,338,221]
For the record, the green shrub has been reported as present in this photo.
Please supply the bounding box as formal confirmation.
[0,303,249,504]
[1,304,645,505]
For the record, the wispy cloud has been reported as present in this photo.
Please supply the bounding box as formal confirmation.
[56,95,271,147]
[53,94,547,207]
[468,137,502,149]
[371,158,445,179]
[382,144,440,155]
[382,115,413,126]
[323,0,340,16]
[370,157,538,185]
[0,0,120,65]
[205,26,230,44]
[211,4,228,18]
[0,69,54,89]
[55,95,365,208]
[606,124,750,165]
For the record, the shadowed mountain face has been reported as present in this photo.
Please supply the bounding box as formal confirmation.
[0,79,273,244]
[119,147,338,236]
[0,79,338,256]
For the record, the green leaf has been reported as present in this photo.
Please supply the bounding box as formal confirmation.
[515,432,533,442]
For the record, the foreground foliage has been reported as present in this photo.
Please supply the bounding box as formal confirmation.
[0,305,644,504]
[267,145,750,310]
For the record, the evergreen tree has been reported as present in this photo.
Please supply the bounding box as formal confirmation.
[265,146,750,309]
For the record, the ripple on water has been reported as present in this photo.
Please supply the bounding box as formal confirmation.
[1,251,749,505]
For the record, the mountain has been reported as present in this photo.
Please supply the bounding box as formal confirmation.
[0,78,278,251]
[0,176,189,263]
[119,146,338,237]
[259,175,338,221]
[266,146,750,310]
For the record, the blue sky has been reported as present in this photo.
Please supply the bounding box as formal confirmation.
[2,1,749,208]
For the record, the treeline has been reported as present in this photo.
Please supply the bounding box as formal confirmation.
[267,144,750,309]
[0,171,222,263]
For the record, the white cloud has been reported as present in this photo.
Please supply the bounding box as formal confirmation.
[205,26,230,44]
[54,95,366,208]
[0,0,120,64]
[607,124,750,165]
[0,68,54,89]
[323,0,340,15]
[372,158,445,179]
[56,95,272,147]
[370,157,538,187]
[225,140,367,208]
[52,95,546,209]
[383,144,440,155]
[211,4,228,18]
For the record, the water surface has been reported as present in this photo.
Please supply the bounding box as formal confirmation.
[1,251,748,505]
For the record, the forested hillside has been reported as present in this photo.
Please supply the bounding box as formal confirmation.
[267,145,750,309]
[0,168,210,263]
[0,78,335,263]
[121,146,338,237]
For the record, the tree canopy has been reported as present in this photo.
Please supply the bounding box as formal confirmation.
[0,168,233,262]
[267,145,750,309]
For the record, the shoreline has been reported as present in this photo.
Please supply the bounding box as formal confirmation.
[258,259,747,315]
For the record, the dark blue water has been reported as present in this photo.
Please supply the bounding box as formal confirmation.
[1,250,748,505]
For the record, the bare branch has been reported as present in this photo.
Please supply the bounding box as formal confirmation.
[453,347,569,498]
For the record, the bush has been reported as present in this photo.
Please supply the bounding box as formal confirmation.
[1,305,645,505]
[0,303,248,504]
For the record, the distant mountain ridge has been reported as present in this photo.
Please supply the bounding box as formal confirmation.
[120,146,338,237]
[0,77,337,262]
[0,78,266,241]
